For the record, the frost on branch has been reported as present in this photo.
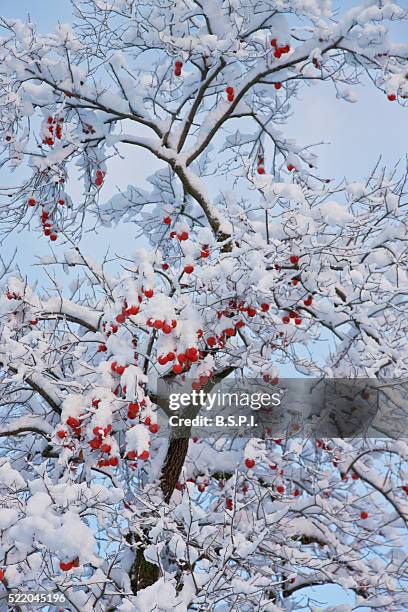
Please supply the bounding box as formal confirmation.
[0,1,408,610]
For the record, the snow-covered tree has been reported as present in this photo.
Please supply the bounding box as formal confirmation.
[0,1,408,609]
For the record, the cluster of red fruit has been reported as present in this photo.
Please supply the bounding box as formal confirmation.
[59,557,79,572]
[226,86,235,102]
[270,38,291,58]
[127,449,150,461]
[165,220,210,258]
[42,116,64,146]
[282,310,302,325]
[257,154,265,174]
[175,477,207,493]
[191,373,212,391]
[170,229,189,241]
[203,300,269,349]
[88,424,114,466]
[169,346,200,374]
[95,169,105,187]
[40,209,58,241]
[6,290,20,300]
[115,301,140,324]
[174,60,183,77]
[147,317,176,334]
[262,373,279,385]
[56,416,83,440]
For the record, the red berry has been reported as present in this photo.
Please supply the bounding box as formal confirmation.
[109,456,119,466]
[149,423,159,433]
[139,450,149,461]
[201,248,209,258]
[226,498,233,510]
[227,94,234,102]
[162,263,169,270]
[207,336,216,347]
[116,313,126,324]
[360,511,368,520]
[95,177,103,186]
[179,231,189,241]
[59,561,74,572]
[58,199,65,205]
[294,318,302,325]
[157,322,169,335]
[387,93,396,101]
[173,364,183,374]
[245,458,255,469]
[287,164,295,172]
[247,307,256,317]
[144,288,154,298]
[270,38,277,47]
[163,216,171,225]
[235,320,245,329]
[27,197,36,206]
[185,347,198,361]
[293,488,301,497]
[226,86,234,95]
[98,344,107,352]
[274,83,282,90]
[50,234,57,242]
[101,444,111,453]
[282,316,290,324]
[158,355,168,366]
[257,166,265,174]
[153,319,163,330]
[128,305,139,315]
[57,430,67,439]
[66,417,81,428]
[290,255,299,264]
[116,365,125,376]
[89,437,102,450]
[274,49,282,58]
[224,327,235,337]
[167,351,175,361]
[184,265,194,274]
[303,296,313,306]
[276,485,285,494]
